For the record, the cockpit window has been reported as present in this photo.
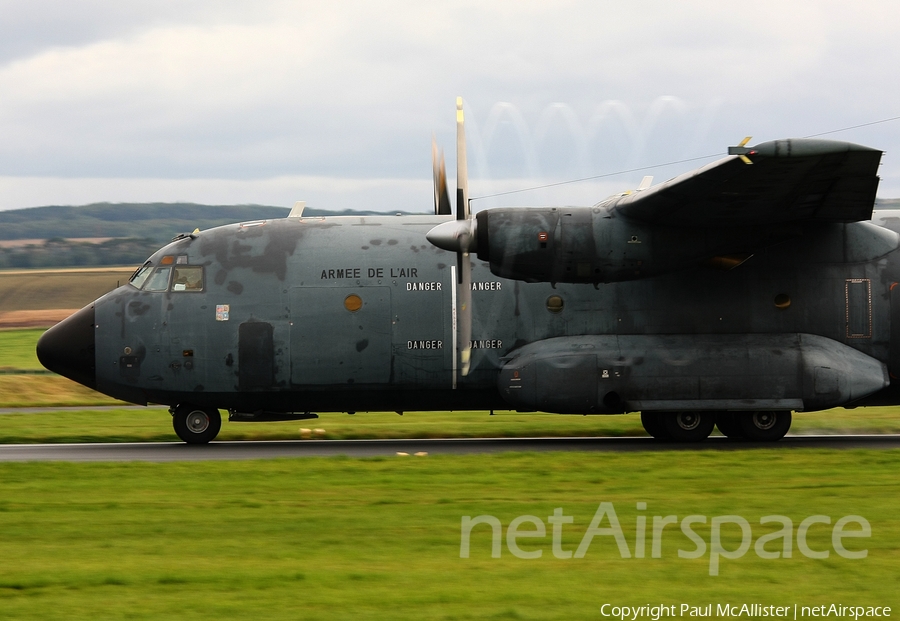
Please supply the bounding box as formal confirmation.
[172,266,204,292]
[143,267,172,292]
[129,262,154,289]
[129,260,203,292]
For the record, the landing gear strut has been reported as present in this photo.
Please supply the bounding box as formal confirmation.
[172,404,222,444]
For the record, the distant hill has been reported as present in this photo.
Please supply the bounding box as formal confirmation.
[0,203,423,269]
[0,202,420,242]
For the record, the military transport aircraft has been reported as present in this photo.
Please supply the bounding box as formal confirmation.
[36,99,897,444]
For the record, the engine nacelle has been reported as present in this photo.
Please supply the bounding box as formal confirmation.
[497,333,888,414]
[475,207,900,284]
[475,207,655,283]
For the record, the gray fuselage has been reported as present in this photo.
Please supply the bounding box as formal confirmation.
[58,211,900,414]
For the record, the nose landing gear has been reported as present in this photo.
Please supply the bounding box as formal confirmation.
[171,404,222,444]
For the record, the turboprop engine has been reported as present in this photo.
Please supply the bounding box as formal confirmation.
[472,206,811,284]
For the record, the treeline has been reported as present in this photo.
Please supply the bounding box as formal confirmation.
[0,238,159,269]
[0,202,413,242]
[0,202,423,269]
[0,203,291,242]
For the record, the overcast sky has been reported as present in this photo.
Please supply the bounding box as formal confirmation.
[1,0,899,213]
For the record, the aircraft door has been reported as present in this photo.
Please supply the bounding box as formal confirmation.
[890,282,900,379]
[846,278,872,339]
[290,286,392,385]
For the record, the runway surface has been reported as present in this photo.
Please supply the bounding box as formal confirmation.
[1,434,899,462]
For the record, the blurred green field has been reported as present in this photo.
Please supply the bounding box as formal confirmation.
[0,327,127,408]
[0,450,897,620]
[0,328,43,369]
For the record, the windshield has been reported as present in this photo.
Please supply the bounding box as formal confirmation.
[129,261,153,289]
[128,257,204,292]
[144,267,172,292]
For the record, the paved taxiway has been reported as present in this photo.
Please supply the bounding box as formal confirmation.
[1,434,898,462]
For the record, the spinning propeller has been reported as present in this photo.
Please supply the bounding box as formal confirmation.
[427,98,477,377]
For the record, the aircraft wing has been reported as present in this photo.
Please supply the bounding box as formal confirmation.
[612,139,882,228]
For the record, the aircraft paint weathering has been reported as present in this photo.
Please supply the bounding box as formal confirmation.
[37,99,899,444]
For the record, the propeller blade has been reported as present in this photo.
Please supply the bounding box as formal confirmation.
[455,97,472,375]
[432,137,451,215]
[456,97,470,221]
[426,98,476,378]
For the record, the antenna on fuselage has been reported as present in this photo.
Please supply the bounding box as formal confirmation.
[288,201,306,218]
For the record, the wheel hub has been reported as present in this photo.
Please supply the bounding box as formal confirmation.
[186,411,210,434]
[675,412,701,431]
[751,412,777,431]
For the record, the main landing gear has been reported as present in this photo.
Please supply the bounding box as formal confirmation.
[641,410,792,442]
[171,404,222,444]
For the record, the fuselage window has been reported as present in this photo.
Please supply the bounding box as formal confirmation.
[172,266,204,291]
[129,261,154,289]
[546,295,565,314]
[144,267,172,292]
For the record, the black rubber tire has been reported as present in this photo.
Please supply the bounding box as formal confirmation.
[663,411,716,442]
[641,411,672,439]
[739,410,791,442]
[172,405,222,444]
[715,412,746,439]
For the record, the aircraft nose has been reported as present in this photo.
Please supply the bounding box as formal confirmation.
[36,304,97,390]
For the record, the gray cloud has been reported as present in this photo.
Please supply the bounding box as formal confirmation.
[0,0,898,212]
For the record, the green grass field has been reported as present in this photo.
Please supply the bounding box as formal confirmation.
[0,328,45,369]
[0,451,897,620]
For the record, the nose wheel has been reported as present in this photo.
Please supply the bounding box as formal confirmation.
[172,405,222,444]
